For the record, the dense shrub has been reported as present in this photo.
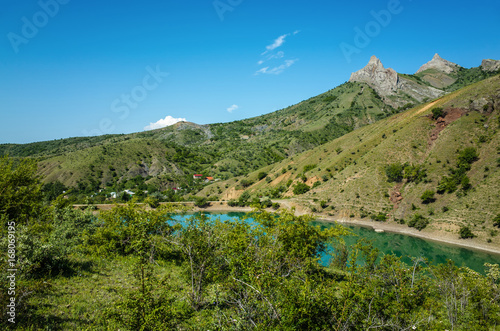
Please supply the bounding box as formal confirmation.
[371,212,387,222]
[293,182,310,195]
[431,107,444,119]
[408,214,429,231]
[421,190,436,204]
[494,215,500,228]
[459,226,476,239]
[385,163,404,183]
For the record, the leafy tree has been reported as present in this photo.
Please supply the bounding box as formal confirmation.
[194,196,209,208]
[257,172,267,181]
[431,107,444,119]
[293,182,310,195]
[420,190,436,204]
[0,156,45,225]
[385,163,404,183]
[371,212,387,222]
[459,226,476,239]
[408,214,429,231]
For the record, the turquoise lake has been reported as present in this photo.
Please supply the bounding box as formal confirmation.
[172,212,500,274]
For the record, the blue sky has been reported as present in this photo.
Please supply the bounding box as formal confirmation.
[1,0,499,143]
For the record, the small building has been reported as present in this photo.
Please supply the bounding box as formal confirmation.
[110,192,117,199]
[205,176,214,182]
[124,189,135,196]
[193,174,203,179]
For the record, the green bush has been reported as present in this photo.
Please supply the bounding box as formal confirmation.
[385,163,404,183]
[493,214,500,228]
[194,196,209,208]
[408,214,429,231]
[144,196,160,208]
[421,190,436,204]
[371,212,387,222]
[431,107,444,119]
[459,226,476,239]
[303,164,317,173]
[293,182,310,195]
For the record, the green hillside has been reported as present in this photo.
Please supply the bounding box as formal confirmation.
[0,81,406,197]
[201,75,500,245]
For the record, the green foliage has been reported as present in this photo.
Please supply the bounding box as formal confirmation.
[193,196,209,208]
[408,214,429,231]
[257,171,268,180]
[371,212,387,222]
[144,196,160,208]
[385,163,404,183]
[420,190,436,204]
[303,164,317,172]
[403,164,427,183]
[438,148,478,194]
[459,226,476,239]
[431,107,444,119]
[293,182,310,195]
[240,179,254,188]
[322,95,338,103]
[0,156,45,225]
[493,214,500,228]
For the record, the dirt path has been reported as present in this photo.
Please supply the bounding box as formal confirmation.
[415,100,438,116]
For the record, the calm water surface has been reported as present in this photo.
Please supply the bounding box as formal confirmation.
[173,212,500,274]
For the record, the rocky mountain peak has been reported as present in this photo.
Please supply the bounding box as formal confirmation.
[349,55,445,108]
[481,59,500,72]
[416,53,461,74]
[349,56,398,96]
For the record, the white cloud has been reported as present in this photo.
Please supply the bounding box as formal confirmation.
[227,104,239,113]
[266,34,289,52]
[255,59,298,75]
[144,115,186,131]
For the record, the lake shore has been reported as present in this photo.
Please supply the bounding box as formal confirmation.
[74,201,500,256]
[197,202,500,256]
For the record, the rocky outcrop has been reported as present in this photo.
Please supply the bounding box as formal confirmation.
[349,56,445,107]
[481,59,500,72]
[416,53,461,74]
[349,56,399,95]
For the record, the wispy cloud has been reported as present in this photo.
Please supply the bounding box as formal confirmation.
[227,104,239,113]
[257,32,299,75]
[144,115,186,131]
[265,34,289,52]
[255,59,298,75]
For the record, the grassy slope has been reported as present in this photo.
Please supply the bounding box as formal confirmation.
[202,75,500,242]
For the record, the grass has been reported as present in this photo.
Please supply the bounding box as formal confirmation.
[18,254,186,330]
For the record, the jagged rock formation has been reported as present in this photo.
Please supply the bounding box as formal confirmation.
[349,56,399,95]
[349,56,444,108]
[481,59,500,72]
[416,53,461,74]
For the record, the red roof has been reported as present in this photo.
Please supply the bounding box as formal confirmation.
[206,177,214,180]
[194,174,203,177]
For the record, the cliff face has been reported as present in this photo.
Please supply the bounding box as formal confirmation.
[416,53,461,74]
[349,55,399,95]
[349,56,444,107]
[481,59,500,72]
